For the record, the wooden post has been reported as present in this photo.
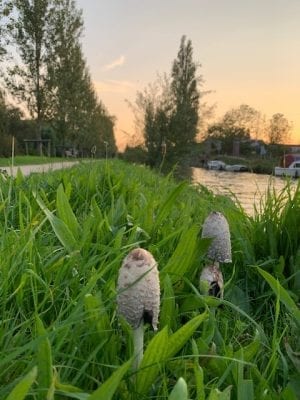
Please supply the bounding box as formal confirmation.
[11,136,15,167]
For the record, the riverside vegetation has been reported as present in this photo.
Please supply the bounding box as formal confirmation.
[0,160,299,399]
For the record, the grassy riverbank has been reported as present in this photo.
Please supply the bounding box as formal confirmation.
[0,160,299,399]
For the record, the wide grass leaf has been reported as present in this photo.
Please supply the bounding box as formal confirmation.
[36,315,54,400]
[34,192,79,254]
[257,266,300,327]
[136,327,168,395]
[207,386,232,400]
[168,377,188,400]
[166,311,208,359]
[160,274,176,330]
[5,366,37,400]
[87,359,132,400]
[56,184,81,239]
[161,225,199,283]
[154,182,186,228]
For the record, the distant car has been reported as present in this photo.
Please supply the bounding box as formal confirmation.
[207,160,226,170]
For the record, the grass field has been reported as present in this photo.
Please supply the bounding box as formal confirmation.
[0,160,299,399]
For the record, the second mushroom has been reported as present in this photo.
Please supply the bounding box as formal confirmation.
[200,211,232,298]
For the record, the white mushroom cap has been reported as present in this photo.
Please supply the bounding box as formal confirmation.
[201,211,232,263]
[199,265,224,298]
[117,248,160,330]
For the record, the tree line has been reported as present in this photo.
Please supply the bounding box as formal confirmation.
[127,36,292,167]
[0,0,116,157]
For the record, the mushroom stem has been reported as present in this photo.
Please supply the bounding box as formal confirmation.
[133,323,144,370]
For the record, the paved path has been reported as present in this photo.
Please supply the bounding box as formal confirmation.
[1,161,79,177]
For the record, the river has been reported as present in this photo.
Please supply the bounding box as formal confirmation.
[191,167,298,215]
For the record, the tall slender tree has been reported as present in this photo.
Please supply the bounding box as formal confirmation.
[169,35,200,153]
[46,0,84,147]
[46,0,116,155]
[5,0,52,154]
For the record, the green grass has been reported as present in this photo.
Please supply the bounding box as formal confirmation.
[0,159,299,399]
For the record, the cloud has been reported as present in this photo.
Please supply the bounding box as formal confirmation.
[103,55,125,71]
[94,79,136,94]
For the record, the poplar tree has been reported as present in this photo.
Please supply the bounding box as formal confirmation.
[170,35,200,153]
[46,0,84,147]
[6,0,52,155]
[46,0,116,155]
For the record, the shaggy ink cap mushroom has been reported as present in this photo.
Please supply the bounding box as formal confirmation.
[199,265,224,298]
[117,248,160,330]
[201,211,232,264]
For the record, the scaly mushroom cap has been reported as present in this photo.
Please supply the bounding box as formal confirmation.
[199,265,224,298]
[117,248,160,330]
[201,211,232,263]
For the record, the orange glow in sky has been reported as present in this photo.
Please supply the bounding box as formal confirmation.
[78,0,300,150]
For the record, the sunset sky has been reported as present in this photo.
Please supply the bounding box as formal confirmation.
[77,0,300,150]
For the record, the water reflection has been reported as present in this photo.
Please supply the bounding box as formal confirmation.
[191,167,297,215]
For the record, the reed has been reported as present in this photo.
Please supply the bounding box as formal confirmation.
[0,160,299,399]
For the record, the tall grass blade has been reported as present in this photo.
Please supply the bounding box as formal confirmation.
[36,315,54,400]
[136,327,168,395]
[160,274,176,330]
[257,266,300,327]
[5,366,37,400]
[56,184,81,239]
[161,225,199,283]
[154,182,186,228]
[166,311,208,359]
[87,359,132,400]
[34,192,79,254]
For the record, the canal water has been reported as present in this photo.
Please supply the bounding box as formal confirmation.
[191,167,298,215]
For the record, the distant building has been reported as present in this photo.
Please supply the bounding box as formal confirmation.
[279,153,300,167]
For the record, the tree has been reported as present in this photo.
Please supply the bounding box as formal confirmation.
[129,36,202,166]
[169,35,200,152]
[0,1,13,60]
[0,90,24,156]
[45,0,116,156]
[5,0,52,155]
[204,104,267,154]
[222,104,264,139]
[268,113,291,144]
[128,74,173,166]
[46,0,84,146]
[206,122,250,154]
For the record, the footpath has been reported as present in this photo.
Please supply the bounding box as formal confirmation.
[1,161,79,177]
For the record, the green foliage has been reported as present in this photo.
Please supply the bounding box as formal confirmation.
[170,35,200,150]
[268,113,292,144]
[168,377,188,400]
[3,0,116,156]
[133,36,201,166]
[0,159,299,399]
[5,367,37,400]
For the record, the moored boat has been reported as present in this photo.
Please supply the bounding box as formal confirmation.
[274,161,300,178]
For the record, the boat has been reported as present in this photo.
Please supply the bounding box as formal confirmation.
[274,160,300,177]
[225,164,248,172]
[207,160,226,170]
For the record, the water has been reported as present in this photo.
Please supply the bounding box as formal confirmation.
[191,167,297,215]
